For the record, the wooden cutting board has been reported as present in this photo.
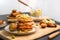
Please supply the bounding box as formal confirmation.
[0,25,60,40]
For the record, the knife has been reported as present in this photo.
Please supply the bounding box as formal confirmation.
[48,31,60,40]
[18,0,32,9]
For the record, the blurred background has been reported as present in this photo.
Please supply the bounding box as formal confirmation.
[0,0,60,21]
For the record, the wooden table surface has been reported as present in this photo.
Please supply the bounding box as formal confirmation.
[0,25,60,40]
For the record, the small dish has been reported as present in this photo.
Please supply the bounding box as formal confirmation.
[0,21,7,28]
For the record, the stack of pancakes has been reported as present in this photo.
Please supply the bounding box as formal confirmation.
[17,15,34,31]
[7,9,22,23]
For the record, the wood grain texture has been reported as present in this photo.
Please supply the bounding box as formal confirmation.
[0,25,60,40]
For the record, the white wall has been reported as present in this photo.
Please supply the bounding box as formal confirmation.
[44,0,60,22]
[0,0,30,14]
[0,0,60,21]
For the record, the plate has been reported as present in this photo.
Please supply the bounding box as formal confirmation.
[4,25,38,35]
[0,21,7,28]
